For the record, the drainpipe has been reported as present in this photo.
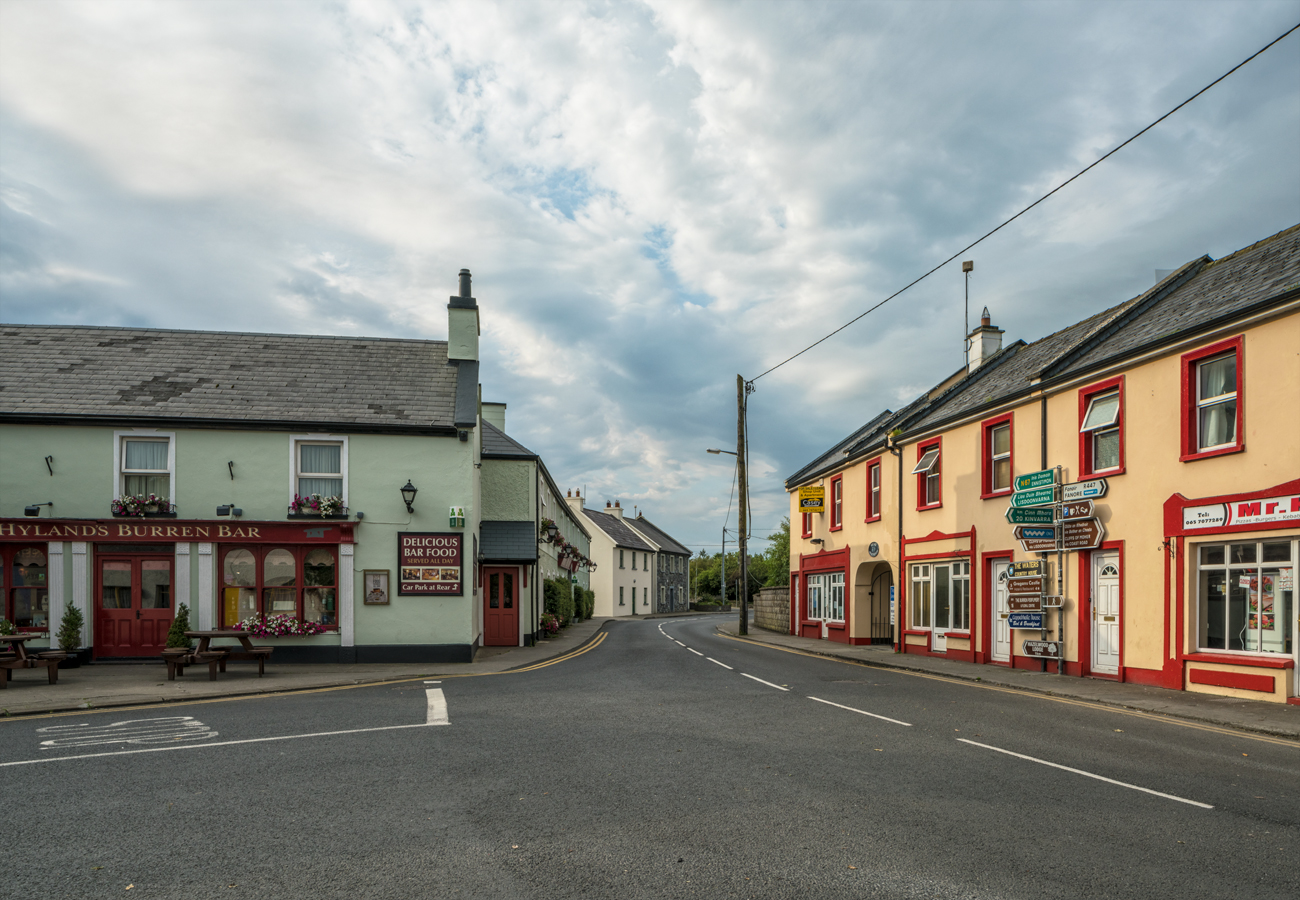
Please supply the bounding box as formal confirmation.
[886,431,904,653]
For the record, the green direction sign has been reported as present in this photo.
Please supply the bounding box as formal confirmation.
[1006,506,1055,524]
[1010,486,1056,508]
[1014,470,1056,492]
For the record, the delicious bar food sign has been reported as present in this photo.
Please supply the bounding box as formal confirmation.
[398,532,463,596]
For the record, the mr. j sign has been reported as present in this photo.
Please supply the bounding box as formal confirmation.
[398,532,463,596]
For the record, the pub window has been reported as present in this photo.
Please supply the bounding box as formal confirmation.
[221,545,338,628]
[2,546,49,630]
[291,435,348,506]
[1196,540,1294,655]
[118,434,173,501]
[911,561,970,631]
[805,572,844,622]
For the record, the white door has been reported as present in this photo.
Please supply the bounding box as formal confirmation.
[931,565,950,652]
[1092,552,1120,674]
[992,561,1011,662]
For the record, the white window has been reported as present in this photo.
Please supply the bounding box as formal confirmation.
[114,431,175,503]
[1197,540,1294,655]
[1196,354,1237,450]
[1081,391,1121,471]
[911,561,970,631]
[990,423,1011,491]
[291,435,348,506]
[869,463,881,518]
[913,445,941,506]
[806,572,844,622]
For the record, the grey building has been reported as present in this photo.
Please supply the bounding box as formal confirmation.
[630,515,691,613]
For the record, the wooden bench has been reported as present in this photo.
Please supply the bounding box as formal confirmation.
[217,647,274,676]
[162,649,228,682]
[0,650,66,688]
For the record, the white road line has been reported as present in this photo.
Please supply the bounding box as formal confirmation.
[741,673,789,692]
[423,680,442,684]
[957,739,1213,809]
[674,640,686,647]
[707,658,733,670]
[807,696,912,727]
[688,648,704,656]
[426,688,450,726]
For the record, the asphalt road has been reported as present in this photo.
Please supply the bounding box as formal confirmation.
[3,614,1297,899]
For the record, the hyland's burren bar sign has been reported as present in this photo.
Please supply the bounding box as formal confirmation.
[398,532,463,596]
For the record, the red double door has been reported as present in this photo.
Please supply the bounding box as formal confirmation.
[96,555,174,657]
[483,567,519,646]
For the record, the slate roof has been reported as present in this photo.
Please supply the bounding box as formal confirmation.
[630,516,692,556]
[583,509,656,552]
[481,421,536,458]
[0,324,465,433]
[787,223,1300,482]
[480,520,540,562]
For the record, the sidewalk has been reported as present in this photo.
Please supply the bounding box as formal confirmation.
[0,616,614,719]
[717,621,1300,740]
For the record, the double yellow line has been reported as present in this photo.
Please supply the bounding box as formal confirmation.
[3,630,610,722]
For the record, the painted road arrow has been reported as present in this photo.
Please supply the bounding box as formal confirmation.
[1062,478,1108,501]
[1014,526,1056,541]
[1060,517,1106,550]
[1059,500,1095,520]
[1010,486,1056,508]
[1014,469,1056,491]
[1006,506,1055,524]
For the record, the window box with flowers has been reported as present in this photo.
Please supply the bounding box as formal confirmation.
[231,614,332,637]
[287,494,349,519]
[111,494,178,517]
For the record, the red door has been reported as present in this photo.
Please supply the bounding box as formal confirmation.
[96,556,174,657]
[483,567,518,647]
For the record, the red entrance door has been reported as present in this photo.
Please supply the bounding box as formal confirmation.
[483,567,518,647]
[96,556,174,657]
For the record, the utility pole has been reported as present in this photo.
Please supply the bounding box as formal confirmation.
[737,374,750,636]
[720,527,727,608]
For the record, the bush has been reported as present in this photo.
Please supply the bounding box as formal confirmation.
[57,604,85,650]
[540,612,560,635]
[543,577,575,626]
[576,587,595,620]
[165,603,194,650]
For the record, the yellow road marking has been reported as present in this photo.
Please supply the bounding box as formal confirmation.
[1,631,609,722]
[717,632,1299,748]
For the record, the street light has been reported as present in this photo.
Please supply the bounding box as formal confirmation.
[707,447,744,626]
[706,448,737,456]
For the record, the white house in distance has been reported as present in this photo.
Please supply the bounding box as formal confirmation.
[567,493,655,617]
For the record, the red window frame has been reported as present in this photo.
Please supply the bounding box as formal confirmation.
[1,544,51,632]
[829,475,844,531]
[219,544,339,629]
[1078,375,1126,476]
[915,437,942,511]
[980,413,1014,499]
[1180,336,1245,462]
[865,457,883,522]
[801,511,812,539]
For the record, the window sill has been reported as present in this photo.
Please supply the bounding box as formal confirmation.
[1082,466,1126,478]
[286,512,350,520]
[1180,443,1244,463]
[916,503,943,512]
[829,524,843,532]
[863,514,882,524]
[904,628,931,636]
[940,631,971,639]
[1185,651,1294,669]
[111,511,177,519]
[980,489,1013,501]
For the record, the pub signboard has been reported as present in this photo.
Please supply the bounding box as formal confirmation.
[398,532,463,595]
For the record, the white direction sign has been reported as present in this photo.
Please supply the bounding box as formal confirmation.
[1062,478,1108,501]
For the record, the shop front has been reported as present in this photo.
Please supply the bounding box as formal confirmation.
[796,547,849,642]
[900,528,975,660]
[1164,479,1299,704]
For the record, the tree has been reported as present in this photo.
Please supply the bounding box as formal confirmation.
[761,518,791,587]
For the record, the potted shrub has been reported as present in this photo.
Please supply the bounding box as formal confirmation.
[162,603,194,665]
[56,604,87,668]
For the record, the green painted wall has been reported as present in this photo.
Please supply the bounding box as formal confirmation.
[481,460,534,521]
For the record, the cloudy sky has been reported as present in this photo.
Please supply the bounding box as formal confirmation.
[2,0,1298,552]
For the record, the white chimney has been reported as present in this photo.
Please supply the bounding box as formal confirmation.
[481,402,506,432]
[607,500,624,520]
[447,268,479,362]
[567,489,584,513]
[967,307,1003,373]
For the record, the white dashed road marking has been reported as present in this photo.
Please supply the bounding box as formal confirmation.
[688,648,704,656]
[706,658,733,670]
[426,688,450,726]
[741,673,790,692]
[807,696,911,727]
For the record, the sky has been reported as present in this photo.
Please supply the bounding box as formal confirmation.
[2,0,1298,554]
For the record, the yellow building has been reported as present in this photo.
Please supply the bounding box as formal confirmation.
[786,225,1300,703]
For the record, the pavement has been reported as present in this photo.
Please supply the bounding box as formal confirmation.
[717,618,1300,740]
[0,613,672,718]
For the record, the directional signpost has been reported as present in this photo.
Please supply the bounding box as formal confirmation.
[1009,612,1044,629]
[1013,526,1056,542]
[1018,537,1058,553]
[1010,486,1056,508]
[1007,576,1045,596]
[1062,478,1108,501]
[1059,500,1095,520]
[1011,560,1047,577]
[1060,518,1105,550]
[1008,596,1042,612]
[1014,470,1057,491]
[1022,640,1062,659]
[1006,506,1055,524]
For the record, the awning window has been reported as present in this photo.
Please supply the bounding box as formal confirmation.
[911,448,940,474]
[1080,392,1120,432]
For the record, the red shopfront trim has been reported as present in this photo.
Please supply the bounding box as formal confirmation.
[980,549,1014,666]
[899,527,976,660]
[0,519,355,544]
[979,412,1014,500]
[797,547,850,644]
[1078,374,1126,477]
[1076,541,1125,681]
[801,512,812,539]
[915,438,942,511]
[1189,668,1276,694]
[864,456,883,523]
[1179,335,1245,462]
[788,572,799,635]
[829,475,844,531]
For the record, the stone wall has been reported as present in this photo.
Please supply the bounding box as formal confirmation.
[753,585,789,633]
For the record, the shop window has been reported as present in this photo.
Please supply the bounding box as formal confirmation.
[1196,540,1294,655]
[1180,337,1244,461]
[829,475,844,531]
[910,561,970,631]
[1079,376,1124,476]
[291,435,348,505]
[221,545,338,628]
[806,572,844,623]
[913,439,941,509]
[1,546,49,630]
[980,414,1013,498]
[801,512,812,539]
[116,432,174,503]
[866,459,882,522]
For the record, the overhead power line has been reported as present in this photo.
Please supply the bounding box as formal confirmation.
[751,21,1300,382]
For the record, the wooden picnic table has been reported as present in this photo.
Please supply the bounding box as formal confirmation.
[162,630,273,682]
[0,634,66,688]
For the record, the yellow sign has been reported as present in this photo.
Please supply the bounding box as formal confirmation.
[799,486,825,512]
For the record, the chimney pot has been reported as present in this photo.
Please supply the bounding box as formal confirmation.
[458,269,472,298]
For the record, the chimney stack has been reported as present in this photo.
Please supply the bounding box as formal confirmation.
[566,489,583,513]
[966,306,1004,373]
[607,500,624,520]
[447,268,480,362]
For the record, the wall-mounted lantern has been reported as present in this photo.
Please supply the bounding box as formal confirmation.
[24,502,53,517]
[401,480,418,513]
